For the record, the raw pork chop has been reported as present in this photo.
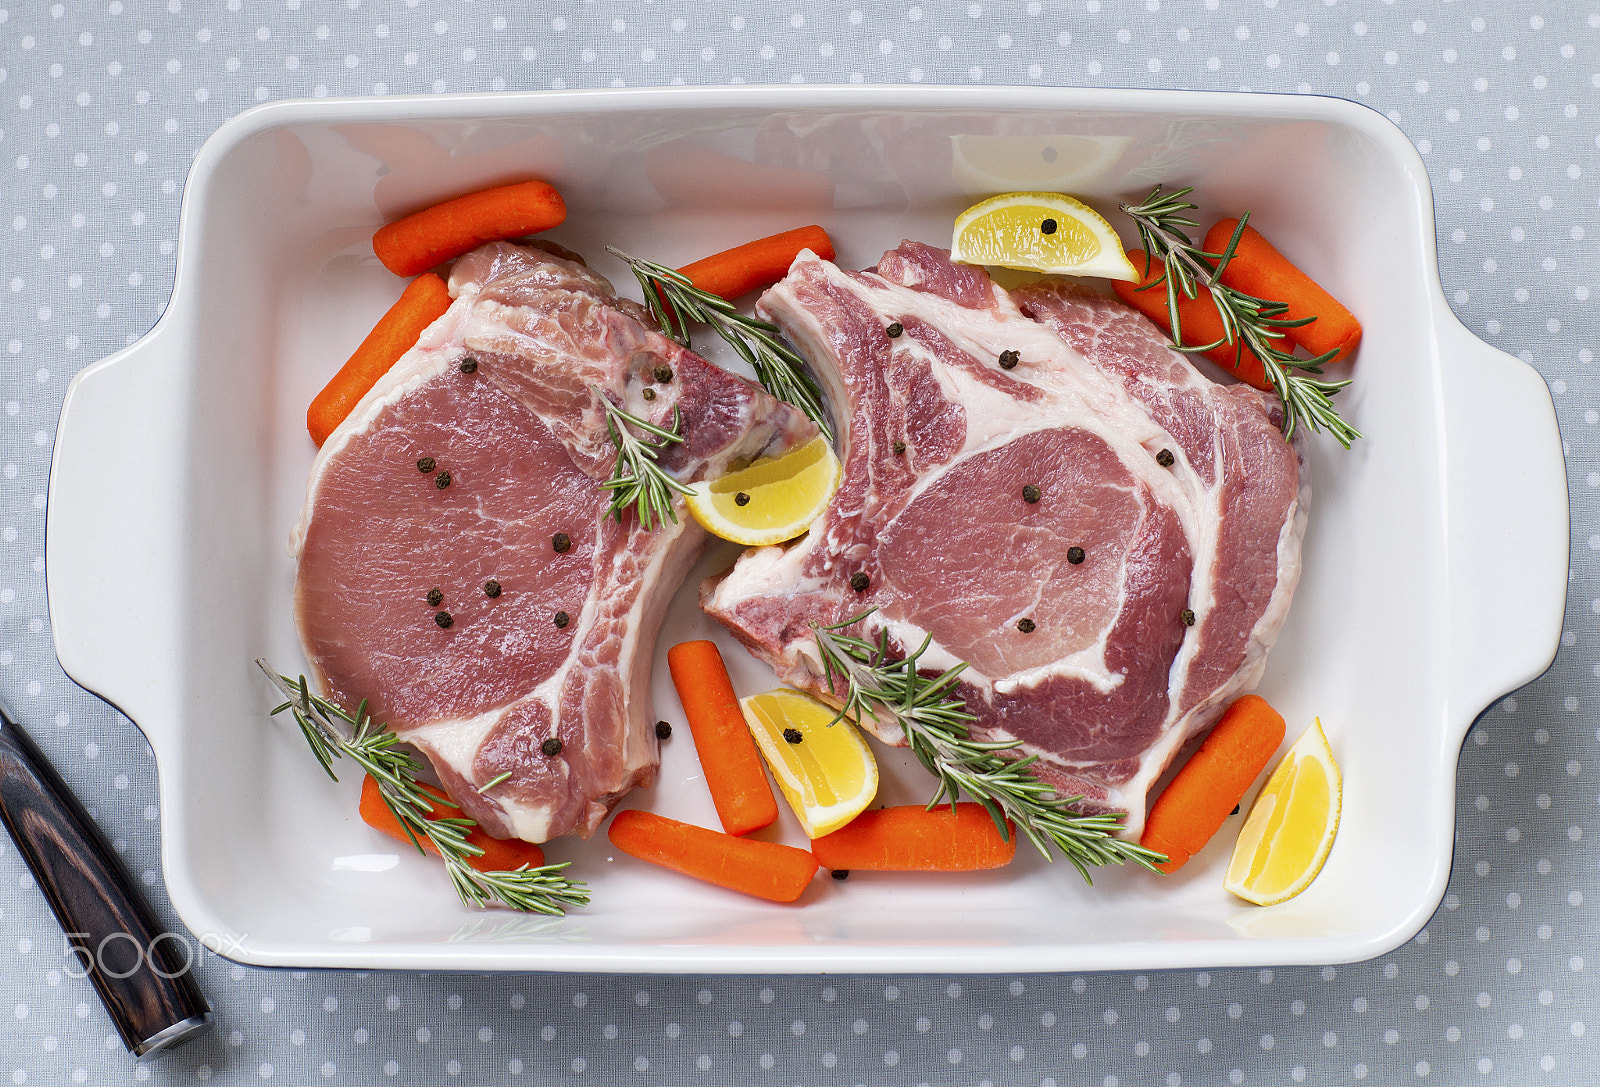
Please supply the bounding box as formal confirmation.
[701,242,1304,837]
[293,242,816,843]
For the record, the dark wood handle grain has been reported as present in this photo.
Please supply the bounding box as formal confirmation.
[0,707,210,1056]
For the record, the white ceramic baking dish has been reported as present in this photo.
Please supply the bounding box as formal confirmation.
[46,86,1566,973]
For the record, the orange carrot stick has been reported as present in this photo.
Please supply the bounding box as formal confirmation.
[358,773,547,874]
[372,179,567,278]
[307,272,453,447]
[607,809,818,903]
[810,803,1019,872]
[1203,218,1362,362]
[666,641,779,837]
[1139,693,1287,873]
[1112,250,1270,390]
[675,225,836,301]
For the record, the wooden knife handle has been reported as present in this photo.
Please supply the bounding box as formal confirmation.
[0,706,211,1057]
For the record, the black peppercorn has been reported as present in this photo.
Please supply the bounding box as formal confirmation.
[783,728,803,744]
[1156,448,1176,468]
[459,356,479,374]
[1180,608,1196,626]
[891,440,906,455]
[554,610,570,629]
[435,611,454,629]
[552,532,572,553]
[417,456,436,473]
[1040,218,1058,235]
[885,322,903,338]
[1022,484,1040,504]
[653,364,674,384]
[541,737,563,757]
[998,350,1020,370]
[434,470,452,489]
[642,387,657,401]
[426,587,443,607]
[1067,546,1085,565]
[850,571,870,593]
[655,721,672,740]
[830,869,850,881]
[735,492,751,507]
[484,580,501,598]
[1017,617,1036,633]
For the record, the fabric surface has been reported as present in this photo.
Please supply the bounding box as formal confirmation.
[2,1,1596,1083]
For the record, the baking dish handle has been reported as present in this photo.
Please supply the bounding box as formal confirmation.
[47,323,191,743]
[1437,314,1568,734]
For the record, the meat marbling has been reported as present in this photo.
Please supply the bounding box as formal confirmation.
[293,242,816,843]
[701,242,1305,837]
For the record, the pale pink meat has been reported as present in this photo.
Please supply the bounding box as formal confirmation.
[701,242,1304,836]
[293,242,816,842]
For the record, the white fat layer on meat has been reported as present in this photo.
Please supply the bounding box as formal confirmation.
[609,514,702,786]
[1137,392,1227,715]
[1255,450,1312,670]
[399,704,559,842]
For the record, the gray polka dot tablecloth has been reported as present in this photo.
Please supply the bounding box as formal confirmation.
[2,1,1597,1083]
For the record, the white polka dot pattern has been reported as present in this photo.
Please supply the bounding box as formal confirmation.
[1,2,1597,1083]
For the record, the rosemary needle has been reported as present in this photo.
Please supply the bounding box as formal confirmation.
[593,388,694,531]
[1119,185,1361,448]
[476,770,514,795]
[809,613,1166,883]
[606,245,833,441]
[256,661,590,915]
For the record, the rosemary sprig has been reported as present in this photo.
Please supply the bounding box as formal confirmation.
[1119,185,1361,448]
[606,245,832,441]
[809,613,1166,883]
[593,387,693,531]
[256,661,591,915]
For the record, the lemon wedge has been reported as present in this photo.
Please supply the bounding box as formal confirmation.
[739,688,878,839]
[685,435,840,546]
[951,191,1138,281]
[1224,719,1342,906]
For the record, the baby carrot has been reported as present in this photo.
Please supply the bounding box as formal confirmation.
[666,640,779,836]
[1139,693,1287,873]
[607,809,818,903]
[1112,250,1270,390]
[810,803,1018,872]
[358,773,546,874]
[1203,218,1362,363]
[306,271,453,447]
[372,179,567,278]
[675,225,836,301]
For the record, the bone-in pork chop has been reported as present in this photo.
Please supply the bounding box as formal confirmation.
[701,242,1304,837]
[293,242,816,843]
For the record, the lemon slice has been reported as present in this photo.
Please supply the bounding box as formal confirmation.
[1224,719,1342,906]
[951,191,1138,281]
[739,688,879,839]
[685,435,840,546]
